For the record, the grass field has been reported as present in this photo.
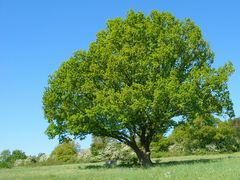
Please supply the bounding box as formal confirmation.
[1,153,240,180]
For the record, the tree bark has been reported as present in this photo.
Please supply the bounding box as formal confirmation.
[136,150,152,168]
[129,142,153,168]
[123,129,153,168]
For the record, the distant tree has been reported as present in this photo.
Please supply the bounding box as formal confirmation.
[11,150,27,161]
[43,10,234,167]
[0,149,27,168]
[214,121,239,151]
[229,117,240,138]
[168,117,239,153]
[90,136,111,156]
[50,141,79,162]
[0,150,11,162]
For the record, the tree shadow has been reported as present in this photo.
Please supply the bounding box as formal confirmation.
[80,163,140,169]
[153,158,217,167]
[79,156,233,169]
[79,165,106,169]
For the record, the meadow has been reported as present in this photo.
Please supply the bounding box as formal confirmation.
[1,153,240,180]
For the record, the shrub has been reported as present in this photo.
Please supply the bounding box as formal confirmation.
[168,118,239,154]
[0,149,27,168]
[14,159,24,167]
[0,161,12,168]
[78,149,90,161]
[11,150,27,162]
[38,153,49,162]
[0,150,11,162]
[50,141,79,162]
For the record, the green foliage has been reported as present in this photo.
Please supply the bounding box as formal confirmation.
[90,136,110,156]
[11,150,27,162]
[0,161,12,169]
[229,117,240,138]
[43,10,234,166]
[50,141,79,162]
[0,149,27,168]
[0,150,11,163]
[168,117,239,154]
[151,136,173,158]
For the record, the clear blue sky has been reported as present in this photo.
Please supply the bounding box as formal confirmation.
[0,0,239,155]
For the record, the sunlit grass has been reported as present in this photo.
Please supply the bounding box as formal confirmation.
[1,152,240,180]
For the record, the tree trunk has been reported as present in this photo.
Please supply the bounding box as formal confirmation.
[136,150,152,168]
[130,143,152,168]
[124,132,153,168]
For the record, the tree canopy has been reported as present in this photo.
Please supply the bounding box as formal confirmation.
[11,150,27,162]
[43,10,234,167]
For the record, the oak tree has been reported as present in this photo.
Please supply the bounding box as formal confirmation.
[43,10,234,167]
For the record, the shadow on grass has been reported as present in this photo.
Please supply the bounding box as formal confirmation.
[79,156,232,169]
[79,165,105,169]
[153,158,217,167]
[79,163,140,170]
[154,154,239,167]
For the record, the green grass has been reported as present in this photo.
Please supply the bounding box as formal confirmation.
[1,153,240,180]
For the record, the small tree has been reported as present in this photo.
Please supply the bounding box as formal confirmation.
[43,10,234,167]
[11,150,27,162]
[0,150,12,168]
[50,141,79,162]
[0,150,11,162]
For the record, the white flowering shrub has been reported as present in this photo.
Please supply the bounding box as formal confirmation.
[102,142,137,165]
[14,159,24,167]
[77,149,93,162]
[168,143,185,153]
[23,157,32,165]
[90,137,137,164]
[38,154,49,162]
[23,156,37,165]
